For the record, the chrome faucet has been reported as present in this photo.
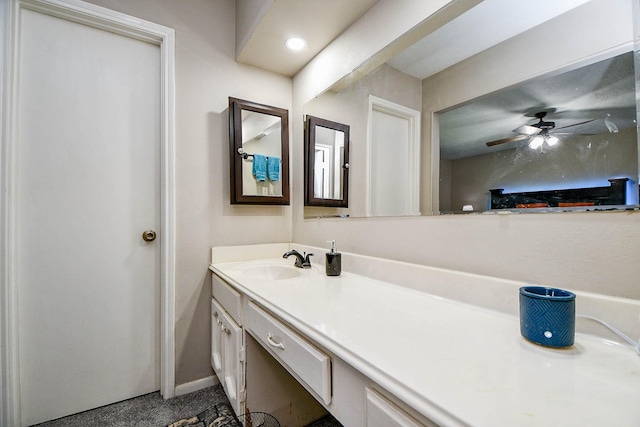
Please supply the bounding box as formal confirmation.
[283,249,314,268]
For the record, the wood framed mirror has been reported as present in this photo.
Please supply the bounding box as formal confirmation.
[229,97,289,205]
[304,115,350,207]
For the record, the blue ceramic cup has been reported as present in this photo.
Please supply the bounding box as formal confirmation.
[519,286,576,347]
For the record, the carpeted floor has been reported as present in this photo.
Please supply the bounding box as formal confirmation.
[303,414,343,427]
[32,386,227,427]
[31,384,343,427]
[165,400,239,427]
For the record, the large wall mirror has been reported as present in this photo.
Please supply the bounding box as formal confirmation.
[439,50,637,212]
[304,115,350,208]
[229,97,290,205]
[303,0,639,218]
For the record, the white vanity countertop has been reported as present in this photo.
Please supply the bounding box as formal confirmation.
[210,257,640,427]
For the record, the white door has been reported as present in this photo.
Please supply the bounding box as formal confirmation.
[16,8,161,426]
[370,110,410,216]
[368,96,421,217]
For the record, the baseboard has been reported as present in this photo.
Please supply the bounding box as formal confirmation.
[174,375,219,397]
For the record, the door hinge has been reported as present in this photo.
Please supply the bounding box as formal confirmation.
[240,388,246,404]
[239,347,245,362]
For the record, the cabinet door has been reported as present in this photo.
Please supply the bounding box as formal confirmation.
[211,299,225,379]
[222,310,244,415]
[365,388,430,427]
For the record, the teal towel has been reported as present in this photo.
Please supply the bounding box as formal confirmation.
[252,154,266,182]
[267,156,280,181]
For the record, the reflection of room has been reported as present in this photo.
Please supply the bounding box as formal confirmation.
[438,51,638,212]
[240,110,283,197]
[422,0,639,215]
[304,64,422,217]
[303,0,639,217]
[313,126,344,200]
[441,129,637,211]
[304,115,350,208]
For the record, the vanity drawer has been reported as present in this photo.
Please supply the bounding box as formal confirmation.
[246,301,331,404]
[212,273,243,325]
[365,388,432,427]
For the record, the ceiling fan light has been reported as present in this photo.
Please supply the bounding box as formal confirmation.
[546,135,559,146]
[529,136,544,149]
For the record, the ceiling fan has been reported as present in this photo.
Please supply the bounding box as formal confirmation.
[485,111,596,148]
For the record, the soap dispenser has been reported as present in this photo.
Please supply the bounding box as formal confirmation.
[325,240,342,276]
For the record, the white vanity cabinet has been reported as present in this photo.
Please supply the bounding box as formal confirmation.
[365,388,436,427]
[211,274,245,415]
[211,247,640,427]
[212,272,331,425]
[211,270,436,427]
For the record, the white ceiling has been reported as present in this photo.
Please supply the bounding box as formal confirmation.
[384,0,635,160]
[236,0,378,76]
[388,0,591,80]
[236,0,590,79]
[237,0,636,160]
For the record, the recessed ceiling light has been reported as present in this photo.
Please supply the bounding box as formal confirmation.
[285,37,307,51]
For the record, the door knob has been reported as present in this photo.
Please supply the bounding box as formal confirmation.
[142,230,157,242]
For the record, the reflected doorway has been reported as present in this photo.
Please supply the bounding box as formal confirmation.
[367,96,421,216]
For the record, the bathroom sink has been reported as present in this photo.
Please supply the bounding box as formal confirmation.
[241,265,302,280]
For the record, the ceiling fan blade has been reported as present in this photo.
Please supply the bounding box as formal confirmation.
[554,118,597,130]
[552,132,597,136]
[486,134,529,147]
[512,125,542,135]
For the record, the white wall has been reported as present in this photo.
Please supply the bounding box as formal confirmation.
[292,0,640,300]
[85,0,292,385]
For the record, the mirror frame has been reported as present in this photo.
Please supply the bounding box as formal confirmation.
[304,115,350,208]
[229,97,290,205]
